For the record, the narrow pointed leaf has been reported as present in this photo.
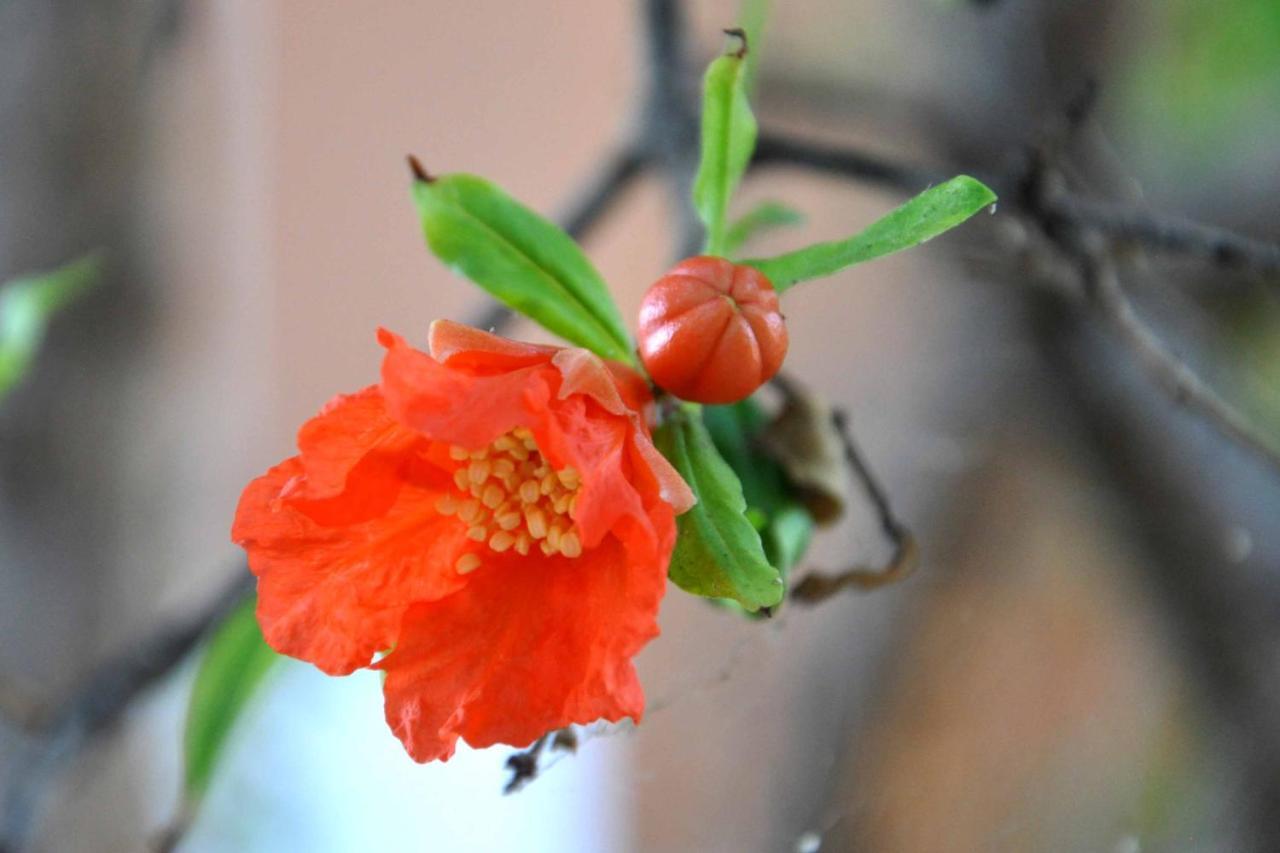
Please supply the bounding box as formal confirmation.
[744,175,997,291]
[692,37,758,257]
[654,404,784,611]
[412,173,633,363]
[184,594,280,803]
[0,252,102,402]
[724,200,804,256]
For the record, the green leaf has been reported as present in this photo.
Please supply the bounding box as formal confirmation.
[763,504,813,577]
[411,172,633,363]
[703,399,779,511]
[654,404,785,611]
[692,35,758,257]
[0,253,102,402]
[704,398,813,578]
[724,200,804,256]
[184,594,280,803]
[743,175,997,291]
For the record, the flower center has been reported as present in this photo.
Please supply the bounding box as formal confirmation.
[436,427,583,575]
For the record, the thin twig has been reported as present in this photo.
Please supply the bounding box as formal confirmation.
[503,734,549,795]
[641,0,702,259]
[1082,255,1280,475]
[789,407,919,604]
[752,130,956,195]
[790,534,919,602]
[1050,192,1280,281]
[502,728,578,794]
[560,147,648,240]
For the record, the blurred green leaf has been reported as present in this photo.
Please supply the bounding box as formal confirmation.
[704,398,813,579]
[0,253,102,402]
[744,176,996,291]
[411,173,633,363]
[693,35,758,257]
[655,404,785,611]
[724,200,804,256]
[1122,0,1280,164]
[764,504,813,578]
[184,594,280,804]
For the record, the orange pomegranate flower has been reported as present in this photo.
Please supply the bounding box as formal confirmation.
[232,320,694,762]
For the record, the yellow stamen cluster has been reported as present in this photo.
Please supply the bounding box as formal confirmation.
[437,427,583,576]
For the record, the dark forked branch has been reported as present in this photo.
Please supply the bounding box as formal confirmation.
[754,121,1280,476]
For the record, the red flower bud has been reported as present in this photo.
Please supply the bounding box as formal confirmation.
[637,256,788,404]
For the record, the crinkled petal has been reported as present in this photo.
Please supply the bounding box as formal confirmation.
[379,535,668,762]
[294,386,412,499]
[382,329,694,529]
[538,396,651,550]
[629,426,696,514]
[552,348,629,415]
[549,349,694,517]
[380,328,555,450]
[232,391,469,675]
[605,361,655,415]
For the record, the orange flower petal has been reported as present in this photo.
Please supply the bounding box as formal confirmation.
[629,427,697,515]
[551,348,630,415]
[380,327,555,450]
[232,389,468,675]
[426,319,560,371]
[292,386,413,499]
[235,324,695,762]
[379,536,668,762]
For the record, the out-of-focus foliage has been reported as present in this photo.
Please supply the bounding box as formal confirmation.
[184,595,280,805]
[724,201,805,256]
[1227,299,1280,440]
[0,253,101,402]
[1121,0,1280,169]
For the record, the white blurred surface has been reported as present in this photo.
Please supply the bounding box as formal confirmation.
[186,662,631,853]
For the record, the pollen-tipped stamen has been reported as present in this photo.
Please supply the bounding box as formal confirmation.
[438,426,584,574]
